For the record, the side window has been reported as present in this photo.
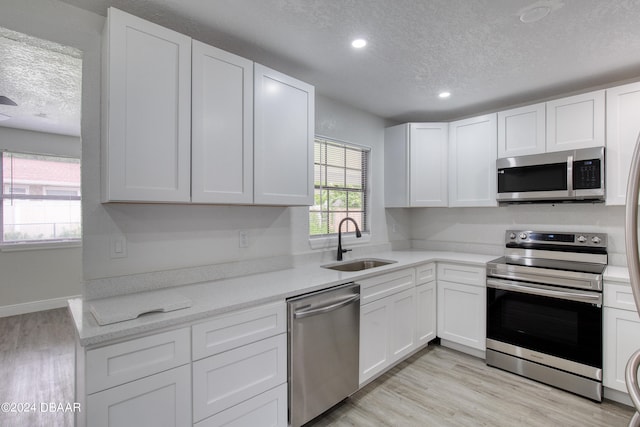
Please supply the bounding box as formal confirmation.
[1,152,81,244]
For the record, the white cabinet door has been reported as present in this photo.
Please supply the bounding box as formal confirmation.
[604,307,640,393]
[192,41,253,204]
[195,383,287,427]
[448,114,497,207]
[437,280,486,351]
[389,288,417,362]
[192,334,287,423]
[497,103,546,158]
[384,123,448,207]
[254,64,314,205]
[410,123,448,206]
[360,286,417,385]
[416,281,436,346]
[86,364,191,427]
[102,7,191,202]
[546,90,605,152]
[359,296,390,385]
[606,82,640,205]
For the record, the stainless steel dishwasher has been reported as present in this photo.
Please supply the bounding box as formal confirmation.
[288,282,360,427]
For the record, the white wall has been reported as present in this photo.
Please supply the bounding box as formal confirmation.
[291,95,397,256]
[409,204,627,266]
[0,0,102,315]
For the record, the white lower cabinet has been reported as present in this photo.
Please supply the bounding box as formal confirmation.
[360,287,416,385]
[77,302,287,427]
[437,263,486,353]
[195,383,287,427]
[359,267,417,384]
[192,334,287,423]
[604,282,640,396]
[86,365,191,427]
[416,263,437,346]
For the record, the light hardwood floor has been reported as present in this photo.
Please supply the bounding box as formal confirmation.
[1,308,75,427]
[310,345,635,427]
[0,308,634,427]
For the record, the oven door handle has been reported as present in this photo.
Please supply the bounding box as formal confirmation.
[487,278,602,306]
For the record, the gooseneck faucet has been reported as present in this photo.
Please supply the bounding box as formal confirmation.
[336,217,362,261]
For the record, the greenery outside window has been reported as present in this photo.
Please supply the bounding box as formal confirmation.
[310,137,370,237]
[1,151,81,245]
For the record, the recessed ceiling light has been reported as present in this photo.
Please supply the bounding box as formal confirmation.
[519,6,551,23]
[439,92,451,99]
[517,1,563,24]
[351,38,367,49]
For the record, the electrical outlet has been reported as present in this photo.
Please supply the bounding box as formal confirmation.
[239,231,249,248]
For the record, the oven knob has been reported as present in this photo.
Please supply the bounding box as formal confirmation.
[509,232,517,240]
[577,235,587,243]
[592,236,601,244]
[519,232,527,240]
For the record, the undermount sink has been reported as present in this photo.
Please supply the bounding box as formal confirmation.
[321,258,397,272]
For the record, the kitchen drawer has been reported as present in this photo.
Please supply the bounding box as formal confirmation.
[605,282,638,311]
[192,301,286,360]
[192,334,287,422]
[359,268,416,305]
[86,364,191,427]
[416,263,436,285]
[86,327,190,394]
[437,263,485,287]
[194,383,287,427]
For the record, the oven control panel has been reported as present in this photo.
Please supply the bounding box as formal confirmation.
[506,230,607,248]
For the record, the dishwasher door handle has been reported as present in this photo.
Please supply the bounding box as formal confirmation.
[293,294,360,319]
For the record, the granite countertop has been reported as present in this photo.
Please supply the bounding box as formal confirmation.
[69,250,495,347]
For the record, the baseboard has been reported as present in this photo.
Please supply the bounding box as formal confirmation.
[440,338,487,359]
[0,295,81,318]
[604,387,633,407]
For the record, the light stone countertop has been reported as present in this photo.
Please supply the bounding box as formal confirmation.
[69,250,496,347]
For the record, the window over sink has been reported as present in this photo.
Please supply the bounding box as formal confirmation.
[309,136,370,238]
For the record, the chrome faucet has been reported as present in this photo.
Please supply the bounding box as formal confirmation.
[336,217,362,261]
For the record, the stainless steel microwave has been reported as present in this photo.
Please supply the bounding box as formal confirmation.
[496,147,605,204]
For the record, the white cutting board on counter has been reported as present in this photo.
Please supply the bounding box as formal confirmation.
[89,289,192,326]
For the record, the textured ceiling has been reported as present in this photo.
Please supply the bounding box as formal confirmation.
[0,27,82,136]
[15,0,640,133]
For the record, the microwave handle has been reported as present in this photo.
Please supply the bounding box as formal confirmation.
[567,154,574,196]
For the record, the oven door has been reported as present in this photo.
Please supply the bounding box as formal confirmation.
[487,278,602,372]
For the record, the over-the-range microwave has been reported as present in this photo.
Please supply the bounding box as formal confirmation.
[496,146,605,204]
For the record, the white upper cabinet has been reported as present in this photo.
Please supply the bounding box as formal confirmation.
[254,64,314,205]
[497,103,546,158]
[448,114,498,207]
[102,8,192,203]
[191,41,254,204]
[606,82,640,205]
[384,123,448,207]
[546,90,605,152]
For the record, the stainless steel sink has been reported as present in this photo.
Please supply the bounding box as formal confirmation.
[321,258,397,272]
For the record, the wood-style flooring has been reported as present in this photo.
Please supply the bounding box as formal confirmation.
[310,345,635,427]
[1,308,75,427]
[0,308,635,427]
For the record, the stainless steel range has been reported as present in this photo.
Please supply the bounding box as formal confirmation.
[486,230,607,401]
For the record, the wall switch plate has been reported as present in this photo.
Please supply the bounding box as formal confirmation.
[110,236,127,259]
[239,231,249,248]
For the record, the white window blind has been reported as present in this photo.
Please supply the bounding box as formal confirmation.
[310,137,369,236]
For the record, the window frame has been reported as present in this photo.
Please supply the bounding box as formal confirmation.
[309,135,371,249]
[1,150,82,250]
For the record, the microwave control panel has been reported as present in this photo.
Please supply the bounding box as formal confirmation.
[573,158,601,190]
